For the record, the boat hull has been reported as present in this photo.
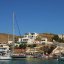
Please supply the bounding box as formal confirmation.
[58,57,64,61]
[11,55,26,59]
[0,56,12,60]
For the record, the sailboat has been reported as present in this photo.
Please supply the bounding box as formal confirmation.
[11,12,26,59]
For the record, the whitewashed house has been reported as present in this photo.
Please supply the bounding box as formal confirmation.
[41,37,53,44]
[18,32,38,44]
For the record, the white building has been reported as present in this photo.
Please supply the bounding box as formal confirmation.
[41,38,47,44]
[58,34,64,39]
[8,41,13,44]
[41,37,53,44]
[18,32,38,44]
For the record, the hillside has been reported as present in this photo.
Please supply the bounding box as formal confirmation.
[36,33,55,42]
[0,33,19,43]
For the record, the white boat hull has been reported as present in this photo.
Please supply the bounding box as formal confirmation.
[0,56,12,60]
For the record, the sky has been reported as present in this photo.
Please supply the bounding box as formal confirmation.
[0,0,64,35]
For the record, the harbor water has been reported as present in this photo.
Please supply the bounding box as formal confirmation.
[0,58,64,64]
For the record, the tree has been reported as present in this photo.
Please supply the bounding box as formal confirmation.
[43,45,56,54]
[35,36,41,41]
[19,43,27,49]
[52,35,64,42]
[27,44,36,48]
[52,35,59,41]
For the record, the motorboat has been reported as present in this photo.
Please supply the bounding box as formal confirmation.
[0,44,12,60]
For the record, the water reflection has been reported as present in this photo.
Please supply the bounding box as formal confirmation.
[0,58,63,64]
[0,60,10,64]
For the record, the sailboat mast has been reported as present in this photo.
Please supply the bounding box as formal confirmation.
[8,33,9,43]
[13,12,15,43]
[12,12,15,52]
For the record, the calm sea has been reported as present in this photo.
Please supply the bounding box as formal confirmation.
[0,58,64,64]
